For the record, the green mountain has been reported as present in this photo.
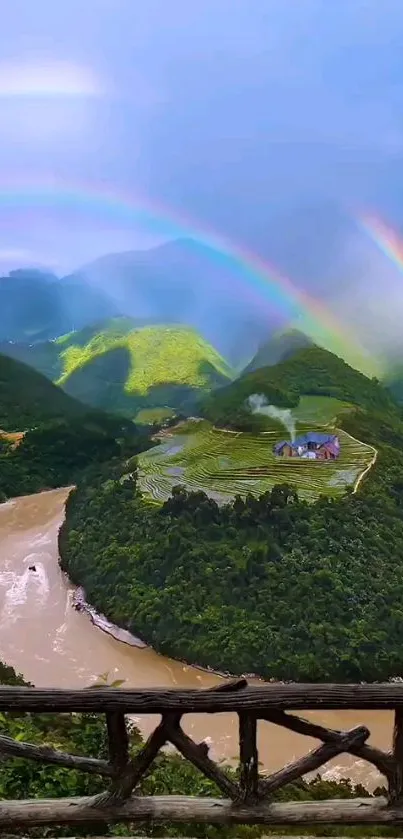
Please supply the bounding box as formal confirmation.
[0,352,94,431]
[58,339,403,684]
[383,364,403,405]
[243,328,315,374]
[0,318,234,417]
[0,349,153,504]
[203,345,397,430]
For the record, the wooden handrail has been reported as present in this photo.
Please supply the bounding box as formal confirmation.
[1,679,403,828]
[1,681,403,712]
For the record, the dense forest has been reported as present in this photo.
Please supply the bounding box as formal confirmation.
[0,351,97,431]
[0,347,155,502]
[59,392,403,682]
[0,416,151,503]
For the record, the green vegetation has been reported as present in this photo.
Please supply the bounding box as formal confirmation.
[0,346,152,502]
[203,345,395,430]
[57,320,232,392]
[243,328,314,374]
[0,415,150,503]
[59,384,403,683]
[0,352,94,432]
[135,406,177,425]
[383,365,403,405]
[293,394,355,423]
[0,659,385,838]
[0,318,234,417]
[137,416,374,503]
[58,346,403,683]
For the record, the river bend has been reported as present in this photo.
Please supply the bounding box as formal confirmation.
[0,487,392,788]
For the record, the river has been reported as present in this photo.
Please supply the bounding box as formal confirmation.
[0,487,393,788]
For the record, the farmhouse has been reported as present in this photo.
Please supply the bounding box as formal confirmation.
[273,432,340,461]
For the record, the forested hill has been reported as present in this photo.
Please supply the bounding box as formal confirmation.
[0,351,92,431]
[0,350,152,502]
[243,328,315,374]
[202,345,398,429]
[59,394,403,683]
[0,318,234,418]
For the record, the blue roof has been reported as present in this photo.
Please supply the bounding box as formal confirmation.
[293,432,338,447]
[273,440,288,453]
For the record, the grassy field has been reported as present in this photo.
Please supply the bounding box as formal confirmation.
[292,395,354,424]
[136,403,375,503]
[134,407,176,425]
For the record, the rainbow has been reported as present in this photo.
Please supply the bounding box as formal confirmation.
[0,175,377,375]
[360,212,403,270]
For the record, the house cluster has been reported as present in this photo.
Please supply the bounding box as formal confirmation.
[273,432,340,461]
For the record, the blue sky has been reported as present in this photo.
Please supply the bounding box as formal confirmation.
[1,0,403,350]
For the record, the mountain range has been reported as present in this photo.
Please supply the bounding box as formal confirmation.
[2,240,403,422]
[0,318,233,418]
[0,239,277,366]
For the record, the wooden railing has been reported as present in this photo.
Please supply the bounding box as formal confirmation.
[2,679,403,828]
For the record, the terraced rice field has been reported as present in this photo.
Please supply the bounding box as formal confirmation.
[137,417,376,504]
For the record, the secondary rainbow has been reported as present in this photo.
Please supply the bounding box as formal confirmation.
[360,212,403,271]
[0,176,376,375]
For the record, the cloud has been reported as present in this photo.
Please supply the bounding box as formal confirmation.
[0,60,106,98]
[1,0,403,327]
[0,247,59,273]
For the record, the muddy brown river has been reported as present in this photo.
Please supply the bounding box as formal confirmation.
[0,487,393,788]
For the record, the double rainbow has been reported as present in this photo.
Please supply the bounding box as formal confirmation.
[0,176,377,375]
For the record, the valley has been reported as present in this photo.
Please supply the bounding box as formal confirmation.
[4,6,403,827]
[0,307,402,802]
[0,486,391,790]
[0,317,233,417]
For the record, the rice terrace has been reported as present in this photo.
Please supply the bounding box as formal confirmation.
[136,396,377,503]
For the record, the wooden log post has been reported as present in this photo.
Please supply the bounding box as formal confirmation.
[389,708,403,804]
[105,712,129,775]
[261,709,395,781]
[165,715,239,800]
[92,716,172,807]
[238,712,259,803]
[259,725,370,797]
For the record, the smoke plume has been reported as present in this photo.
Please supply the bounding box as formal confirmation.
[248,393,296,440]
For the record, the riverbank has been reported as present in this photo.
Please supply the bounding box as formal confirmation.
[71,587,147,649]
[70,584,261,681]
[0,486,393,788]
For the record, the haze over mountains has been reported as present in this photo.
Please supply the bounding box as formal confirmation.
[2,233,403,420]
[0,239,277,366]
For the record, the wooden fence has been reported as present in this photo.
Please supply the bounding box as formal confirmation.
[1,679,403,828]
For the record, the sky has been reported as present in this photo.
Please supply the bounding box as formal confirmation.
[1,0,403,355]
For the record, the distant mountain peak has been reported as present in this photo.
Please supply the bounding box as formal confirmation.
[243,328,315,374]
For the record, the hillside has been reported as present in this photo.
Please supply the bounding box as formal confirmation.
[0,352,92,431]
[1,318,234,417]
[59,392,403,683]
[383,365,403,405]
[68,239,274,365]
[203,345,397,430]
[243,328,315,374]
[0,349,153,503]
[137,416,375,503]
